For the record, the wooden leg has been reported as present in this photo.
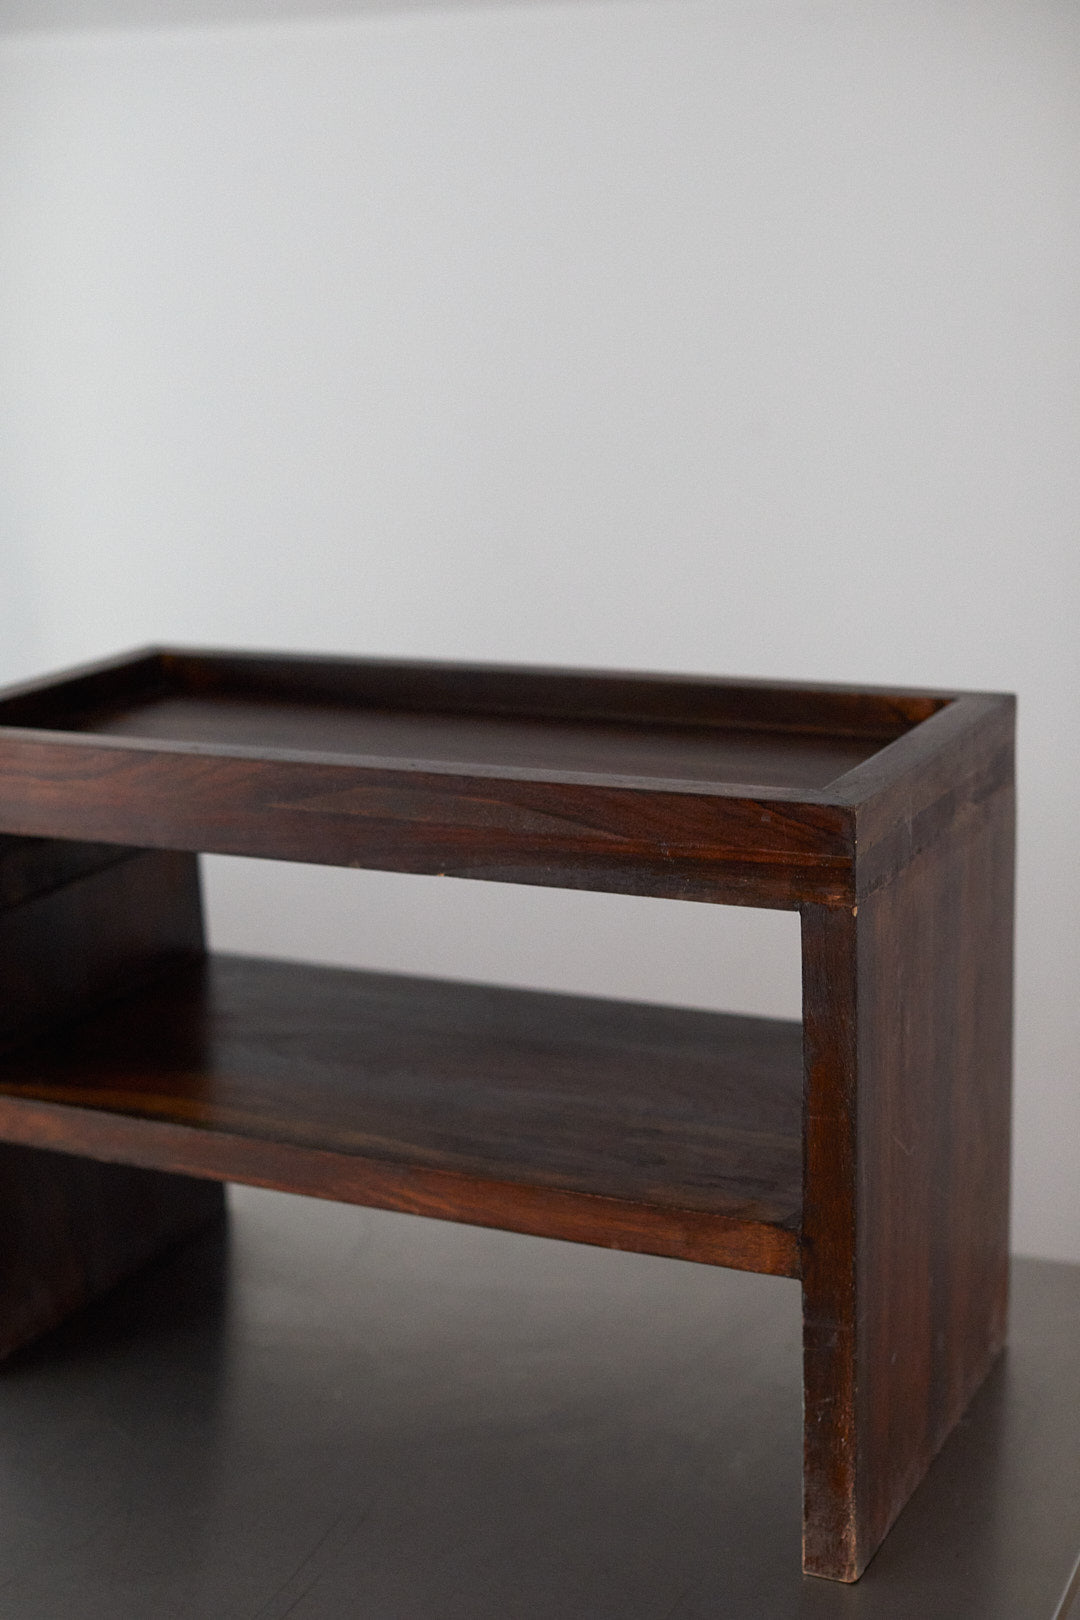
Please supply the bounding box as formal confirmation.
[0,1142,224,1359]
[799,772,1014,1580]
[0,838,225,1359]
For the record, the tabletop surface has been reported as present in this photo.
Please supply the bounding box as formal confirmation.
[0,1185,1077,1619]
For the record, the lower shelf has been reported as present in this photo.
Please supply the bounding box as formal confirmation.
[0,954,803,1277]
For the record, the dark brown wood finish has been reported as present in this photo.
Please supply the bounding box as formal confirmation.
[0,738,857,909]
[800,694,1015,1579]
[78,694,881,789]
[0,645,951,736]
[0,652,1016,1582]
[0,956,803,1278]
[0,843,205,1051]
[0,835,224,1358]
[0,1142,223,1360]
[0,647,942,910]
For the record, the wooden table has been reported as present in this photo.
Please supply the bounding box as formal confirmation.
[0,648,1015,1580]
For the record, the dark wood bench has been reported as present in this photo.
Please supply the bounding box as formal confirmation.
[0,648,1015,1581]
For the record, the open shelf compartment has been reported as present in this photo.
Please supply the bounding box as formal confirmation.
[0,952,803,1278]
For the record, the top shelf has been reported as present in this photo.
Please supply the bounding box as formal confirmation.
[0,649,1009,909]
[0,646,946,783]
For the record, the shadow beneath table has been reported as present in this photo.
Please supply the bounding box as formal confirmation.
[0,1202,1077,1620]
[0,1206,237,1615]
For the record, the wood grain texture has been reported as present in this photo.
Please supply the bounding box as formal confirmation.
[0,645,950,738]
[81,692,881,789]
[0,653,1017,1583]
[0,647,958,908]
[800,902,860,1574]
[0,956,803,1277]
[800,694,1015,1581]
[0,738,857,907]
[0,837,224,1358]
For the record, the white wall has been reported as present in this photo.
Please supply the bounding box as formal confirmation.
[1,0,1077,1259]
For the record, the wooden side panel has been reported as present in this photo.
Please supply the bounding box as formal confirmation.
[853,770,1014,1561]
[800,757,1014,1579]
[0,1142,224,1359]
[0,844,207,1051]
[0,840,224,1358]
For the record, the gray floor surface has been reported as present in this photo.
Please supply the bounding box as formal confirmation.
[0,1185,1077,1619]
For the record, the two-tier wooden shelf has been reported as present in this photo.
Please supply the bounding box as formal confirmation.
[0,648,1014,1582]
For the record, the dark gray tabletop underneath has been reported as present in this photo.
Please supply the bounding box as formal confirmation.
[1,1186,1077,1619]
